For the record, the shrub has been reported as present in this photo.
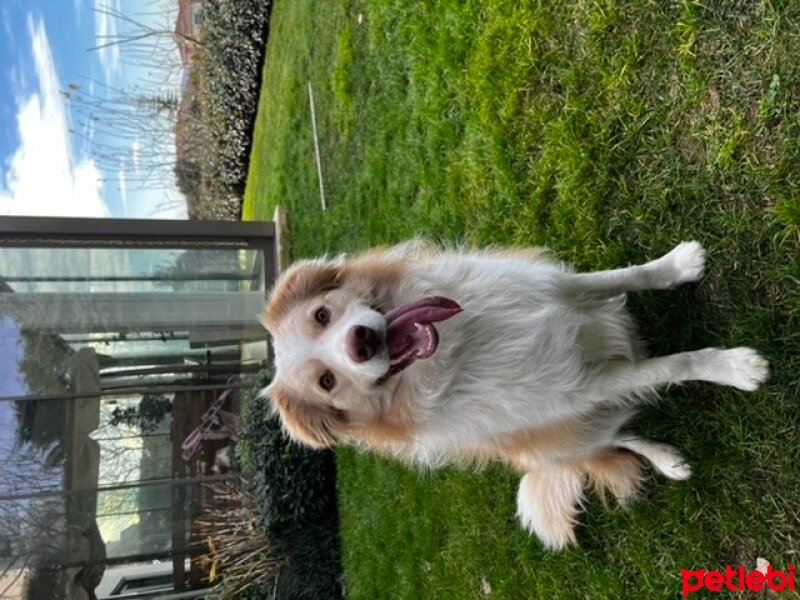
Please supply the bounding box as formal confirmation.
[183,0,273,220]
[233,371,343,599]
[239,378,337,533]
[200,481,285,600]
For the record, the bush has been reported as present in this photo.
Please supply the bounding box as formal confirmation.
[239,375,337,533]
[184,0,273,220]
[200,482,284,600]
[274,519,342,600]
[234,371,343,600]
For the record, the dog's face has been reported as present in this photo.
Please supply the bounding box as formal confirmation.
[271,269,396,402]
[262,257,461,449]
[262,259,397,449]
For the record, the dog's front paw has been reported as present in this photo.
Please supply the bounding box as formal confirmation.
[709,347,770,391]
[658,241,706,287]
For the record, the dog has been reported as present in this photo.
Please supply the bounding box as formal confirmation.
[261,240,769,550]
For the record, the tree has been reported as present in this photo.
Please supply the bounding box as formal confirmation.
[109,394,171,433]
[65,2,193,215]
[66,80,186,205]
[13,328,71,452]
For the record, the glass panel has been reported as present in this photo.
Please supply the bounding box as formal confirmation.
[0,246,266,400]
[0,241,268,598]
[0,246,264,293]
[0,479,224,598]
[0,388,241,598]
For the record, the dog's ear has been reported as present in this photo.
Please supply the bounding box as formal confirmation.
[267,383,347,450]
[337,249,407,301]
[262,259,343,332]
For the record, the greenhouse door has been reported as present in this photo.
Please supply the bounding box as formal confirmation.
[0,217,276,600]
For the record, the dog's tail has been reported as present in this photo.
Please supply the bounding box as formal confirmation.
[517,439,691,550]
[516,464,585,551]
[516,451,644,550]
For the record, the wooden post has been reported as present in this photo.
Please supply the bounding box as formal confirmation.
[308,82,327,211]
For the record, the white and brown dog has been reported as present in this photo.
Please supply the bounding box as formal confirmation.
[261,240,768,549]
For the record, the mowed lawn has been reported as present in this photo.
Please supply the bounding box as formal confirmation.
[243,1,800,598]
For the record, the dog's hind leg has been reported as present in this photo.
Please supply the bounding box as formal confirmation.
[578,447,644,505]
[613,435,692,480]
[564,241,706,297]
[587,347,769,397]
[516,464,585,550]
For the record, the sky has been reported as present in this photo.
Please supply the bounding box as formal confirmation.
[0,317,25,398]
[0,0,187,219]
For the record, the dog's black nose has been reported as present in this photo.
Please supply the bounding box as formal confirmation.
[347,325,379,363]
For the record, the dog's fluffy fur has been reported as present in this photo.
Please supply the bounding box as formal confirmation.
[262,240,768,549]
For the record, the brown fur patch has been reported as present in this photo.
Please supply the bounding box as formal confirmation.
[577,448,643,506]
[263,248,411,333]
[494,420,587,471]
[486,421,642,506]
[355,386,416,450]
[338,250,408,310]
[262,260,342,332]
[269,384,348,450]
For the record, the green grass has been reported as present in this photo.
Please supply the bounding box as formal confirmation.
[244,1,800,598]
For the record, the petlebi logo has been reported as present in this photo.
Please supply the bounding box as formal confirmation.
[681,562,796,596]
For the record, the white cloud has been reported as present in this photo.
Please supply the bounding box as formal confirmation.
[130,139,140,174]
[93,0,121,85]
[0,16,108,217]
[117,164,128,213]
[1,7,13,48]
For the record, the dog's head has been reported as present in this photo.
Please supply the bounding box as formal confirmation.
[261,256,461,449]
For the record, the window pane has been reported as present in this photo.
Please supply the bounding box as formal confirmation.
[0,246,266,400]
[0,239,269,597]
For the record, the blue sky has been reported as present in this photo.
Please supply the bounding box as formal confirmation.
[0,318,25,398]
[0,0,187,219]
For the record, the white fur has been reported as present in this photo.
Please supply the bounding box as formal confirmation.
[267,240,769,548]
[613,436,692,480]
[274,300,389,388]
[384,243,767,462]
[517,468,585,550]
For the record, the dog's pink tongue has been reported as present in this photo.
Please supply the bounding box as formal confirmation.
[385,297,462,366]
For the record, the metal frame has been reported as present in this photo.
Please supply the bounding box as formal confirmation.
[0,215,275,247]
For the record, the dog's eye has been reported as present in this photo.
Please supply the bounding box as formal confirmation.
[314,307,330,326]
[319,370,336,392]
